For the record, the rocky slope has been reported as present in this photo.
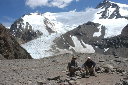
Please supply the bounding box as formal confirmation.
[18,0,128,59]
[96,0,123,19]
[9,17,43,44]
[0,24,32,59]
[0,53,128,84]
[53,21,128,58]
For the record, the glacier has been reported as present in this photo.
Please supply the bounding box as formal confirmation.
[21,2,128,59]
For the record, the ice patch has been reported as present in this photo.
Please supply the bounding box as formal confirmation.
[93,25,102,37]
[69,36,95,53]
[104,48,109,52]
[21,5,128,59]
[21,33,61,59]
[93,18,128,38]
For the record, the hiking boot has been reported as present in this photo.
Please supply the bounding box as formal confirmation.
[93,72,97,77]
[94,74,97,77]
[92,74,97,77]
[70,72,75,77]
[85,75,90,78]
[90,71,94,76]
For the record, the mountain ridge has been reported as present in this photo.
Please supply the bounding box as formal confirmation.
[0,24,32,59]
[9,0,128,59]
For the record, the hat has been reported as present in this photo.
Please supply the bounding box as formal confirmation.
[87,57,91,60]
[72,56,77,59]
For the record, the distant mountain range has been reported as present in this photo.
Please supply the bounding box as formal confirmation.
[9,0,128,59]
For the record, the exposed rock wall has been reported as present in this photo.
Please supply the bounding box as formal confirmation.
[54,22,128,58]
[96,0,123,19]
[9,18,43,44]
[0,24,32,59]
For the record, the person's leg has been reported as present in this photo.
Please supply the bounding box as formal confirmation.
[93,67,97,76]
[85,67,89,75]
[88,68,93,75]
[88,67,96,76]
[70,66,75,77]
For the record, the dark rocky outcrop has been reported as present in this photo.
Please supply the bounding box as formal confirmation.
[96,0,123,19]
[0,24,32,59]
[54,21,128,58]
[54,21,105,50]
[9,18,43,44]
[121,24,128,36]
[44,17,55,34]
[96,0,118,9]
[53,21,105,52]
[90,24,128,58]
[9,13,55,44]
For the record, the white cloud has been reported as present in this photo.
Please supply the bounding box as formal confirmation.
[85,7,94,12]
[25,0,48,8]
[69,9,77,12]
[25,0,74,9]
[76,0,79,1]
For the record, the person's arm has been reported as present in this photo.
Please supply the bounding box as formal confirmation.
[67,67,70,74]
[85,61,88,68]
[75,61,78,67]
[67,62,71,74]
[83,61,88,68]
[92,61,96,68]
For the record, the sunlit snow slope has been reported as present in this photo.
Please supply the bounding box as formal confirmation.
[21,1,128,59]
[21,9,101,59]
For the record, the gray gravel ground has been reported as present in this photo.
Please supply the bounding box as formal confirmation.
[0,53,128,85]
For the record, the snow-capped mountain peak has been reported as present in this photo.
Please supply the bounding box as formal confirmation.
[96,0,122,19]
[96,0,119,9]
[9,0,128,59]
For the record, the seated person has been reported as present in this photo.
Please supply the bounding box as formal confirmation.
[82,57,96,76]
[67,56,81,77]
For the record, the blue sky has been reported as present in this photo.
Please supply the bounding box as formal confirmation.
[0,0,128,27]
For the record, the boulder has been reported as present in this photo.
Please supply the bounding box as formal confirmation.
[123,78,128,85]
[69,80,76,85]
[0,54,6,60]
[102,64,114,73]
[99,59,105,62]
[116,68,125,73]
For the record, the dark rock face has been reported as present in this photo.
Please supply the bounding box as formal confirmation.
[0,24,32,59]
[90,35,128,58]
[121,24,128,36]
[89,24,128,58]
[0,54,6,60]
[44,17,55,34]
[54,21,128,58]
[54,21,105,50]
[96,0,123,19]
[9,18,43,44]
[96,0,118,9]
